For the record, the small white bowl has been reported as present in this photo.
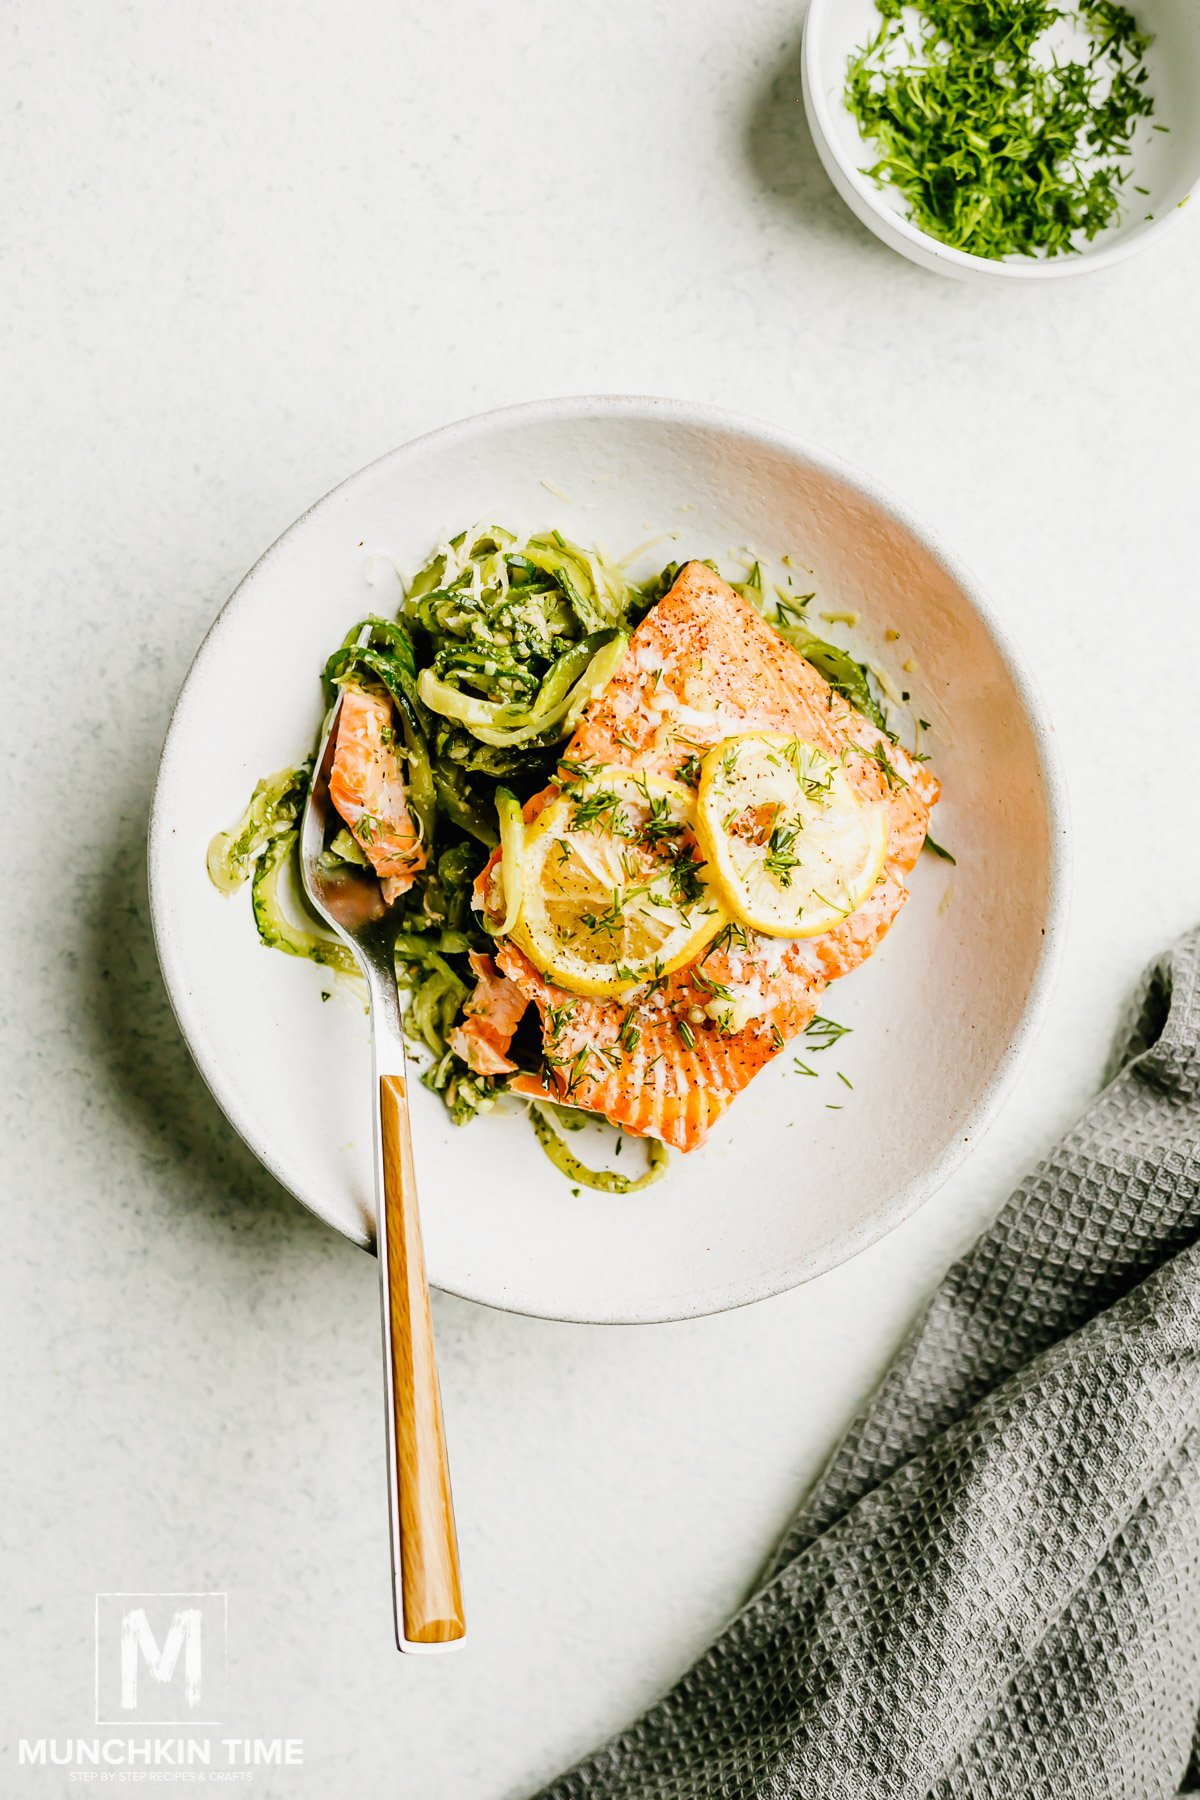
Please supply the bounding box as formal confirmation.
[150,396,1068,1323]
[803,0,1200,281]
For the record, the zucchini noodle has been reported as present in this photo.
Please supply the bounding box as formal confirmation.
[490,788,525,937]
[416,630,628,748]
[251,830,359,975]
[206,765,306,894]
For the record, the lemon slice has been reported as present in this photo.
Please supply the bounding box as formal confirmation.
[510,768,724,998]
[695,733,888,938]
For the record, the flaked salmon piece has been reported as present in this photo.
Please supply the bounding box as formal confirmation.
[468,563,940,1151]
[448,952,529,1077]
[329,685,428,903]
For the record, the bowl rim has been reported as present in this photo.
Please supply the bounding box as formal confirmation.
[148,392,1071,1322]
[801,0,1196,281]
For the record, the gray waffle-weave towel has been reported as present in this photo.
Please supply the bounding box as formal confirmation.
[537,929,1200,1800]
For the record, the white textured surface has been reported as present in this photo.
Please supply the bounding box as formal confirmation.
[2,1,1198,1796]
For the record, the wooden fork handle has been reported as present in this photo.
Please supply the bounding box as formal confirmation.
[378,1072,465,1648]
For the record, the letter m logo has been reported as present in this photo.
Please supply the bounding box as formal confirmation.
[95,1593,227,1724]
[121,1606,202,1709]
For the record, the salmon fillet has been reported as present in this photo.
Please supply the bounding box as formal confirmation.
[329,685,428,903]
[473,563,939,1151]
[449,952,530,1077]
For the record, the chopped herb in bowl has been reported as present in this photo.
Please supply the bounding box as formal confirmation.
[844,0,1158,259]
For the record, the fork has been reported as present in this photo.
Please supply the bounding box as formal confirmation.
[300,690,466,1654]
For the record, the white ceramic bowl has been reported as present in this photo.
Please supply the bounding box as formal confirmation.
[803,0,1200,281]
[149,396,1068,1323]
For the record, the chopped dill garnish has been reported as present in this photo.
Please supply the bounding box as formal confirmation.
[923,832,957,865]
[664,848,708,909]
[581,886,641,939]
[863,739,907,790]
[764,815,803,886]
[559,1047,593,1097]
[545,1003,572,1045]
[806,1014,852,1053]
[691,967,733,1001]
[712,920,750,957]
[845,0,1158,261]
[643,964,669,1000]
[636,788,685,849]
[570,789,631,834]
